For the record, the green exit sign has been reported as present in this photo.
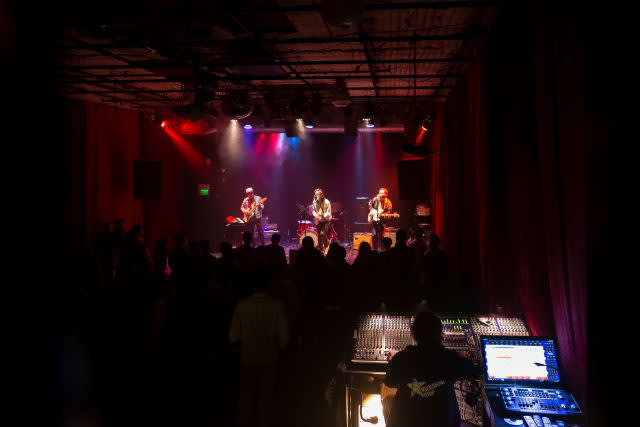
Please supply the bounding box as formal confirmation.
[199,184,210,197]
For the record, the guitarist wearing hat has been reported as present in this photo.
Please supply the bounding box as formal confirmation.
[241,187,266,246]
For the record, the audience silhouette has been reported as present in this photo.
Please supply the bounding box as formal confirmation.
[60,222,455,427]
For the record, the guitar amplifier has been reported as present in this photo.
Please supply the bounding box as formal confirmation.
[384,227,398,247]
[353,232,373,250]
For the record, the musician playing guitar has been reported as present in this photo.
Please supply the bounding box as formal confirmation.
[240,187,266,246]
[312,188,332,253]
[368,187,398,250]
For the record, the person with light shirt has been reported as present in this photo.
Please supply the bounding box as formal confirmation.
[229,273,288,427]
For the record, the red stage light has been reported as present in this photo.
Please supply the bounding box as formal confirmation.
[161,121,166,128]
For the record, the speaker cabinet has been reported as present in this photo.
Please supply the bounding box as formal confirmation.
[355,196,369,223]
[133,161,161,199]
[384,227,398,247]
[397,160,428,200]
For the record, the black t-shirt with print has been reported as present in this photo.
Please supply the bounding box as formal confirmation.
[384,344,479,427]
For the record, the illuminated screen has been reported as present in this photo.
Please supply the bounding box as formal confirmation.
[482,338,560,383]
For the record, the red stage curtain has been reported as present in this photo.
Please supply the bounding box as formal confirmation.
[83,102,143,240]
[55,100,187,250]
[429,0,587,405]
[139,120,188,251]
[55,100,142,246]
[532,0,587,403]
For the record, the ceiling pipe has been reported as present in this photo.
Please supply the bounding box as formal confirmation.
[58,32,489,50]
[57,74,460,84]
[56,57,471,70]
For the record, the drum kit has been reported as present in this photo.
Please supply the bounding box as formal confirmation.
[295,201,342,246]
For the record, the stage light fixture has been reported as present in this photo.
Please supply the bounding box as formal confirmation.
[291,91,309,119]
[362,100,375,121]
[161,121,166,128]
[305,124,314,129]
[363,118,374,128]
[420,115,432,133]
[310,93,323,115]
[284,119,300,138]
[331,78,352,108]
[243,124,252,130]
[222,91,253,120]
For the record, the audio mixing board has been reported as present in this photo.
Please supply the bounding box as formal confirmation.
[471,316,530,336]
[351,313,414,363]
[351,313,530,364]
[350,313,532,426]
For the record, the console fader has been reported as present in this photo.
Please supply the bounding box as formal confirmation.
[351,313,414,363]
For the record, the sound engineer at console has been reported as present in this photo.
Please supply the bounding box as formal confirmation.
[383,311,481,427]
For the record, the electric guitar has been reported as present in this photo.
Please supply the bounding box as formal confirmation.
[368,209,400,223]
[243,197,267,222]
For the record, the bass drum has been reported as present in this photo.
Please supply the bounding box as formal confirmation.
[296,220,313,236]
[299,228,318,247]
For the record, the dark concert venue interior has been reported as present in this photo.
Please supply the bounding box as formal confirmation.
[6,1,617,426]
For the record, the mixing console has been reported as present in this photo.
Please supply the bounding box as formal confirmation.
[498,387,581,416]
[471,316,530,336]
[495,317,530,336]
[352,313,410,363]
[349,313,532,427]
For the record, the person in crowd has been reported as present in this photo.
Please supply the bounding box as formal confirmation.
[383,310,480,427]
[198,240,217,274]
[385,229,417,309]
[423,234,449,308]
[117,224,150,281]
[264,233,287,268]
[292,235,326,300]
[350,242,382,310]
[168,235,188,274]
[234,231,259,300]
[229,269,289,427]
[216,241,237,289]
[152,239,168,278]
[382,237,393,252]
[92,222,113,283]
[410,230,429,261]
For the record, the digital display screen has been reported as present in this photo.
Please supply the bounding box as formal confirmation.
[482,337,560,383]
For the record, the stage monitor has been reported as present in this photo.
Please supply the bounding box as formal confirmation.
[481,336,561,385]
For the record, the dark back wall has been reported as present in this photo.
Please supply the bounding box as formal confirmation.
[180,131,427,246]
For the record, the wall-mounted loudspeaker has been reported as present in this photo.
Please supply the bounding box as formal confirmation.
[397,160,428,201]
[133,160,161,199]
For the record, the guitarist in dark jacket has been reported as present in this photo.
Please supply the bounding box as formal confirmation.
[240,187,265,246]
[368,187,393,250]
